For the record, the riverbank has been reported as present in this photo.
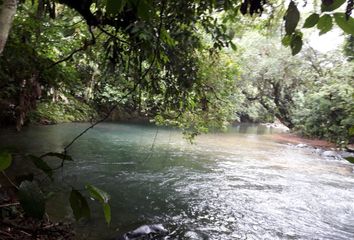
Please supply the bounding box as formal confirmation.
[271,132,354,162]
[271,132,336,149]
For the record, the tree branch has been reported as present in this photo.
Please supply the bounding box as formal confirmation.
[63,85,138,153]
[48,26,97,68]
[97,26,130,45]
[63,1,167,153]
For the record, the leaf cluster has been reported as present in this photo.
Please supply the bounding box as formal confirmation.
[0,150,111,224]
[283,0,353,55]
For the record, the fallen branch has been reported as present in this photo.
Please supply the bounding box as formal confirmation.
[1,171,18,190]
[0,202,20,208]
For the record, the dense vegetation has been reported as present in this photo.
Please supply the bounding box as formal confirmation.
[0,0,353,236]
[235,33,354,145]
[0,0,353,140]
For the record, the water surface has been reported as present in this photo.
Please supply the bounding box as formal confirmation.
[1,123,353,240]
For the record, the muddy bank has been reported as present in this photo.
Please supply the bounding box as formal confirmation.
[271,132,354,162]
[271,133,336,149]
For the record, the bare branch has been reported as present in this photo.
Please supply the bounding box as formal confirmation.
[63,85,138,153]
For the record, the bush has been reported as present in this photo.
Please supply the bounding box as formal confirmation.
[29,97,97,124]
[294,81,354,145]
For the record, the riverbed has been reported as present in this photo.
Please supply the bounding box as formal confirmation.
[1,123,354,239]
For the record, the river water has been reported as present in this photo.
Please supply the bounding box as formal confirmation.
[1,123,354,240]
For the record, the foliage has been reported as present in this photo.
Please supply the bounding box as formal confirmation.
[153,51,240,139]
[86,184,111,224]
[69,189,91,221]
[237,100,275,123]
[29,97,97,124]
[293,66,354,145]
[18,180,46,219]
[235,32,313,128]
[29,154,54,180]
[234,31,354,147]
[0,150,12,171]
[1,0,353,133]
[0,150,111,224]
[0,0,353,234]
[0,1,99,128]
[283,0,354,55]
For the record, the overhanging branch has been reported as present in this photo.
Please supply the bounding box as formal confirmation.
[48,26,97,68]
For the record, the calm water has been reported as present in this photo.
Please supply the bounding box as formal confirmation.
[1,123,354,240]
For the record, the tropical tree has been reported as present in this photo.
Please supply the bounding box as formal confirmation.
[236,33,310,128]
[293,59,354,145]
[0,0,353,132]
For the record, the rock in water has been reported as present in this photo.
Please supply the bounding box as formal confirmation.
[116,224,168,240]
[322,151,339,159]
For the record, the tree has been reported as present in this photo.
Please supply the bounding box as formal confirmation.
[0,0,17,54]
[236,33,311,128]
[234,30,354,145]
[0,0,353,133]
[293,58,354,145]
[1,0,353,55]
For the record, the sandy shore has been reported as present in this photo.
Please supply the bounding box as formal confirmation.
[271,132,336,149]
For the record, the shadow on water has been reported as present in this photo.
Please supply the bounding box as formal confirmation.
[1,122,354,240]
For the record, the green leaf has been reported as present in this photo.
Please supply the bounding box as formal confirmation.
[28,155,53,180]
[18,181,45,219]
[230,41,237,51]
[85,185,111,225]
[85,184,110,204]
[303,13,320,28]
[103,203,111,224]
[42,152,73,161]
[321,0,346,12]
[284,1,300,35]
[317,14,333,35]
[69,189,91,221]
[290,34,303,55]
[62,28,76,37]
[345,156,354,164]
[333,13,354,35]
[0,151,12,171]
[281,35,292,46]
[161,28,175,47]
[349,126,354,136]
[106,0,127,15]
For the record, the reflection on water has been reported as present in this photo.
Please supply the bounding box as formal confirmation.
[1,123,354,240]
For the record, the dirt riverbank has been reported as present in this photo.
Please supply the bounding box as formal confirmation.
[271,133,336,149]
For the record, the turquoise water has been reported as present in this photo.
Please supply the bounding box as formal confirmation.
[1,123,354,239]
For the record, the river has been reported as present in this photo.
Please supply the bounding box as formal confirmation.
[1,123,354,240]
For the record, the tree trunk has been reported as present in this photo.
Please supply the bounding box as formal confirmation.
[16,73,41,131]
[0,0,17,55]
